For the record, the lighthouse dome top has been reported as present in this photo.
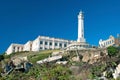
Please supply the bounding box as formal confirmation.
[79,11,83,15]
[78,11,84,19]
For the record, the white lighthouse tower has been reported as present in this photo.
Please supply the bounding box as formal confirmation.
[66,11,90,50]
[77,11,86,43]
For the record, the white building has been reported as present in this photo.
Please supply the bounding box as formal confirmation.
[6,36,73,55]
[23,41,33,51]
[32,36,72,51]
[99,35,115,48]
[6,44,24,55]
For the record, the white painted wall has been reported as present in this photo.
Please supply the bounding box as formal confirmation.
[6,36,74,55]
[99,35,115,48]
[6,44,13,55]
[24,41,32,51]
[32,36,72,51]
[77,11,86,42]
[6,44,24,55]
[32,37,40,51]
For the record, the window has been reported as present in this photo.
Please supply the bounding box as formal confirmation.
[21,47,23,50]
[17,47,19,51]
[45,48,47,50]
[112,40,114,43]
[82,34,83,37]
[109,41,111,44]
[64,44,67,47]
[40,41,43,44]
[59,43,62,47]
[106,42,107,45]
[40,47,43,50]
[104,43,105,46]
[13,46,15,52]
[45,41,48,45]
[30,44,32,47]
[13,46,15,49]
[49,42,52,46]
[55,43,58,46]
[110,41,112,44]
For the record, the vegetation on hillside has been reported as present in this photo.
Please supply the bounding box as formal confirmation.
[0,50,74,80]
[0,46,120,80]
[88,46,120,80]
[107,46,118,58]
[2,64,72,80]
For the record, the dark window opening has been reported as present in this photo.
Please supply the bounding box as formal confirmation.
[45,42,48,45]
[59,43,62,47]
[49,42,52,46]
[40,41,43,44]
[55,43,58,46]
[64,44,67,47]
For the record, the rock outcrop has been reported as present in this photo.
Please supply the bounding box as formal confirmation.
[113,64,120,79]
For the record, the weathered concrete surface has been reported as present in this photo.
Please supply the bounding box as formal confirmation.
[66,48,107,64]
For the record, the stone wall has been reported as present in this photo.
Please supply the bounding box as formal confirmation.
[67,48,107,64]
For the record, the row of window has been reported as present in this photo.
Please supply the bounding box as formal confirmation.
[100,40,114,47]
[13,46,23,50]
[12,46,23,52]
[40,41,67,47]
[39,47,65,50]
[103,40,114,46]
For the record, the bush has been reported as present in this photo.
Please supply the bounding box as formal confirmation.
[107,46,118,58]
[90,64,106,79]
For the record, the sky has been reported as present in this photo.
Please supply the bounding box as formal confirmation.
[0,0,120,53]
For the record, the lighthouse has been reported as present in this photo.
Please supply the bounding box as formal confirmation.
[77,11,86,43]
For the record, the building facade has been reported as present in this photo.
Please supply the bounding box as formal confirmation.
[6,44,24,55]
[23,41,33,51]
[99,35,115,48]
[6,36,73,55]
[32,36,72,51]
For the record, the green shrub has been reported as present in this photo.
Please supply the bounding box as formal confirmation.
[107,46,118,58]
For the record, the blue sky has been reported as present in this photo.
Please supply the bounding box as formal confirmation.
[0,0,120,53]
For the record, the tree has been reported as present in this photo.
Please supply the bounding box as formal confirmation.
[107,46,118,58]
